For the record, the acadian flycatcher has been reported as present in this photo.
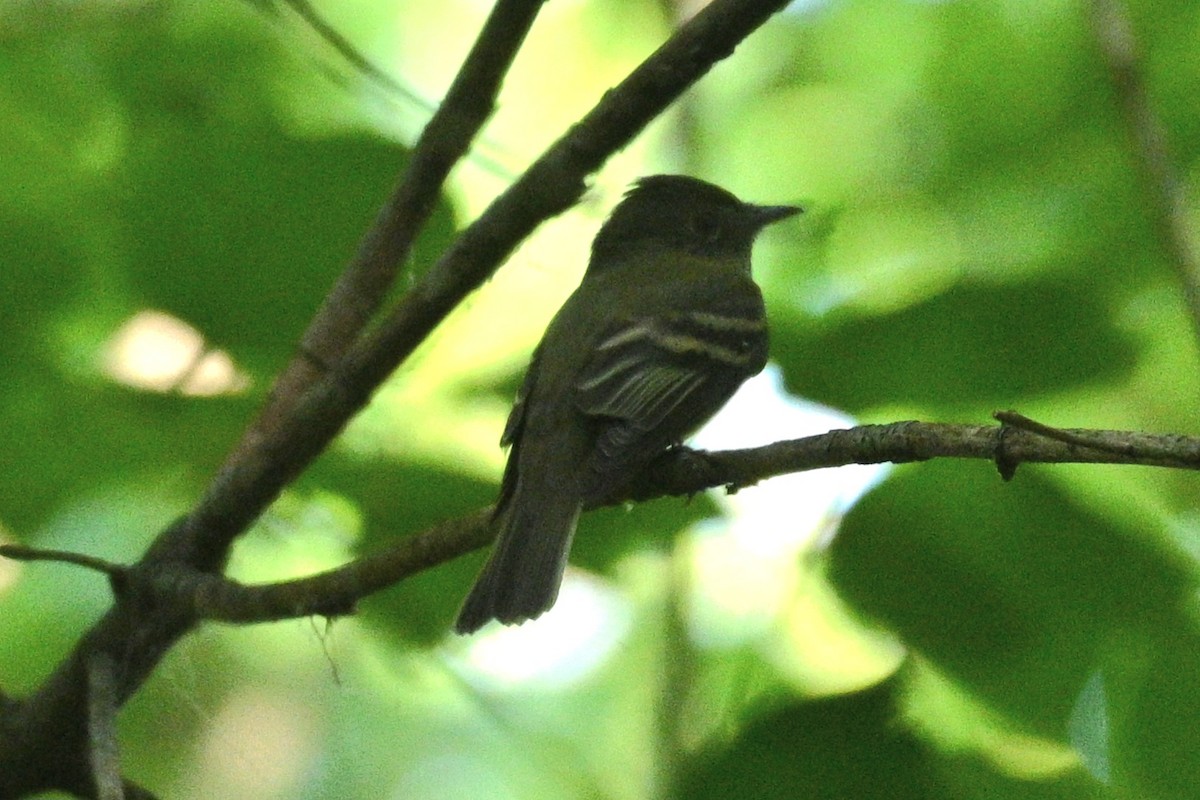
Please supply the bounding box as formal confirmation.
[455,175,799,634]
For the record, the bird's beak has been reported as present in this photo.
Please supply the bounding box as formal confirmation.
[747,204,803,227]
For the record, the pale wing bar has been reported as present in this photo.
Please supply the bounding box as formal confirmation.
[577,310,766,426]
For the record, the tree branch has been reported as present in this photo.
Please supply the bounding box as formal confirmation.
[86,654,123,800]
[230,0,546,463]
[10,418,1192,627]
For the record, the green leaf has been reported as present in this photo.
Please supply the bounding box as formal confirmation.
[828,460,1193,735]
[772,275,1139,415]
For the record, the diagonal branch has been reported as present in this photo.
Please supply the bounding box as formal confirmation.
[230,0,546,463]
[86,653,124,800]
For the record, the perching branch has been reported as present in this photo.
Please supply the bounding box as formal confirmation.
[7,417,1198,627]
[160,419,1200,624]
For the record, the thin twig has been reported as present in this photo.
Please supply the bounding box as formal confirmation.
[280,0,434,113]
[0,545,124,577]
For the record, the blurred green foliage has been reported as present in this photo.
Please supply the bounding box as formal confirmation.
[1,0,1199,799]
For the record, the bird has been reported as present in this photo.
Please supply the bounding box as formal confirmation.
[454,174,800,634]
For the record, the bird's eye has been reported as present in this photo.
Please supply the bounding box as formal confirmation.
[689,210,723,243]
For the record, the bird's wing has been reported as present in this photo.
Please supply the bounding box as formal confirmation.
[577,323,706,430]
[575,311,766,499]
[578,312,767,424]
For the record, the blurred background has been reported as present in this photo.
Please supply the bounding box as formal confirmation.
[1,0,1199,797]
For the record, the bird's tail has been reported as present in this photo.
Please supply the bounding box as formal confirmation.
[454,483,581,634]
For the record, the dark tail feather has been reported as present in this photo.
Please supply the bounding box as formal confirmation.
[454,488,581,634]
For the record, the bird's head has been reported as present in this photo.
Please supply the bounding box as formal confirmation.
[589,174,801,269]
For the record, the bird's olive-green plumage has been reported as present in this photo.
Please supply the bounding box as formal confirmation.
[454,175,799,634]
